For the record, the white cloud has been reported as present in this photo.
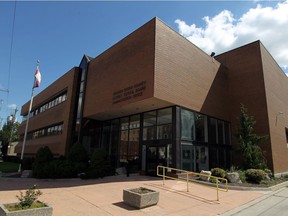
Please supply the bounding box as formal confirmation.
[7,104,17,110]
[175,1,288,71]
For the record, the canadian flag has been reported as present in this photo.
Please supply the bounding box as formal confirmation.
[34,66,41,88]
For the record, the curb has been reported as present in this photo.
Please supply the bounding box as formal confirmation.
[179,177,288,192]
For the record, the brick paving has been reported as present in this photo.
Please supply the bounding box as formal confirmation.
[0,174,265,216]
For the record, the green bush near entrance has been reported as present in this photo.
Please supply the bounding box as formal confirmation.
[245,169,267,184]
[211,168,226,178]
[81,148,115,179]
[32,145,89,178]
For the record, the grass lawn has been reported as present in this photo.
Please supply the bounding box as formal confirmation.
[0,162,19,173]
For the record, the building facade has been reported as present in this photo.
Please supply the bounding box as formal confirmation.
[17,18,288,176]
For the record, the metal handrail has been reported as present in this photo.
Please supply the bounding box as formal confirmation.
[157,165,228,201]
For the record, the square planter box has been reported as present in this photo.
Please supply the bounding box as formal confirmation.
[0,202,52,216]
[123,187,159,209]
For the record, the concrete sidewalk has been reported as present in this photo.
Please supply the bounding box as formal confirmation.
[0,175,266,216]
[220,186,288,216]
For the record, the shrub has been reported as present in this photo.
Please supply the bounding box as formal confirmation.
[32,145,89,178]
[228,165,239,172]
[32,146,54,178]
[16,185,42,208]
[81,148,114,179]
[264,168,273,178]
[34,146,53,164]
[68,142,88,163]
[90,148,108,167]
[32,162,52,178]
[211,168,226,178]
[237,170,247,183]
[245,169,267,184]
[264,168,272,174]
[48,160,76,178]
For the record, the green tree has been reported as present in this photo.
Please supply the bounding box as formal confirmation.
[237,104,267,169]
[0,120,20,156]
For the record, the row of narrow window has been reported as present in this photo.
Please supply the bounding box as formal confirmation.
[30,123,64,140]
[22,92,67,121]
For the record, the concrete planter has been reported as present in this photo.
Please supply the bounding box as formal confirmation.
[123,187,159,209]
[0,202,52,216]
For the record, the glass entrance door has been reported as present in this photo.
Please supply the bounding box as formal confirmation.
[182,144,194,171]
[146,145,167,176]
[181,144,209,172]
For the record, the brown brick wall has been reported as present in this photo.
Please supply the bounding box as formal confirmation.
[216,41,272,170]
[83,18,157,120]
[16,67,80,156]
[260,43,288,174]
[154,19,229,121]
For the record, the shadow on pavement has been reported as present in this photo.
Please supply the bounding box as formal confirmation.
[145,182,220,204]
[0,174,160,191]
[112,202,138,211]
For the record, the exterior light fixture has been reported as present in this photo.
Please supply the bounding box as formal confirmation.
[275,112,284,126]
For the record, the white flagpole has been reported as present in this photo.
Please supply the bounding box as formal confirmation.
[18,60,39,172]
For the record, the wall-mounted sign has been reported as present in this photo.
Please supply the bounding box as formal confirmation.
[112,81,146,104]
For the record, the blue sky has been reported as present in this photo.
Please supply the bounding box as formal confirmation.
[0,0,287,125]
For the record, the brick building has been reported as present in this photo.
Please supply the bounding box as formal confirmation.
[17,18,288,176]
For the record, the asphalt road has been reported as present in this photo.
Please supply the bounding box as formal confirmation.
[221,186,288,216]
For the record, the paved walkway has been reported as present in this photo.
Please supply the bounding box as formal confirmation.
[220,186,288,216]
[0,175,267,216]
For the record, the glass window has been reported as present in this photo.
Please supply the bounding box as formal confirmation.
[143,111,156,140]
[80,82,84,92]
[209,147,218,168]
[111,119,120,157]
[167,144,172,167]
[224,122,231,145]
[219,148,226,168]
[143,127,156,141]
[129,128,139,156]
[143,111,156,126]
[218,120,224,144]
[209,118,217,144]
[62,93,67,101]
[76,93,83,119]
[120,117,129,130]
[81,69,86,81]
[58,125,63,134]
[58,95,63,103]
[181,109,195,140]
[120,130,128,162]
[102,124,111,154]
[54,98,59,106]
[195,114,206,142]
[157,108,172,125]
[129,115,140,129]
[157,124,172,139]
